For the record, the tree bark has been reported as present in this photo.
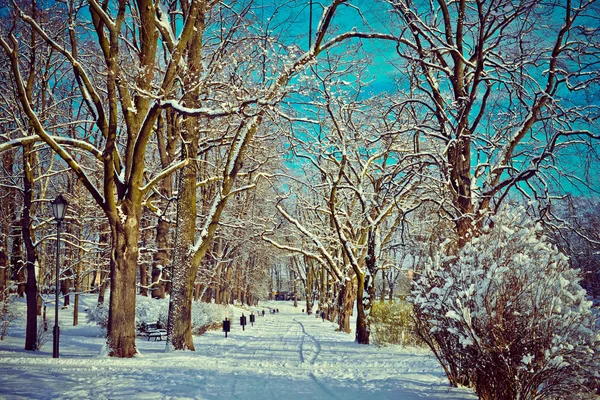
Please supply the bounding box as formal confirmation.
[151,217,169,299]
[305,261,313,314]
[337,277,355,333]
[168,133,200,350]
[106,212,140,358]
[22,144,38,350]
[61,264,72,308]
[355,270,369,344]
[355,231,378,344]
[0,150,14,302]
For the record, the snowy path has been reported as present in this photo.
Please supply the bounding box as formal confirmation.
[0,300,475,399]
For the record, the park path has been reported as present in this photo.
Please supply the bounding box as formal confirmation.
[0,300,476,400]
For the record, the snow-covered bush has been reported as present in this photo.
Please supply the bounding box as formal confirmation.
[86,296,232,335]
[411,211,600,399]
[0,292,18,340]
[135,296,169,329]
[369,301,422,347]
[191,301,232,334]
[86,301,109,330]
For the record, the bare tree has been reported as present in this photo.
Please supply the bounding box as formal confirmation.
[383,0,600,247]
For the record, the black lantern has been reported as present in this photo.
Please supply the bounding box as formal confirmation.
[51,194,68,358]
[51,194,68,222]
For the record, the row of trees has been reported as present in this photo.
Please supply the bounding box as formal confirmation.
[0,0,388,356]
[1,3,598,396]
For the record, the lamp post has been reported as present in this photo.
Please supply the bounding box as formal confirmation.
[51,194,68,358]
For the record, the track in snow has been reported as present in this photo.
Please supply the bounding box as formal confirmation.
[0,299,476,400]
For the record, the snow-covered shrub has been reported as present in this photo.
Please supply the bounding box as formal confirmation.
[86,296,169,332]
[87,296,232,335]
[0,292,18,340]
[411,211,600,399]
[135,296,169,330]
[191,301,232,334]
[369,301,422,347]
[85,301,109,330]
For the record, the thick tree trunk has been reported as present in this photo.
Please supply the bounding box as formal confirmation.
[168,253,196,350]
[355,270,369,344]
[448,137,474,248]
[23,235,38,351]
[167,132,200,350]
[106,217,139,358]
[355,230,379,344]
[337,277,355,333]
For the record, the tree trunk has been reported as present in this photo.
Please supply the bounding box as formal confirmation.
[355,230,379,344]
[106,217,140,358]
[97,269,108,304]
[12,228,25,297]
[73,257,82,326]
[293,270,298,307]
[151,217,170,299]
[22,143,39,351]
[61,265,72,308]
[337,277,355,333]
[139,262,148,297]
[388,272,394,303]
[168,250,196,350]
[167,133,200,350]
[214,264,222,304]
[0,150,14,302]
[235,266,242,305]
[304,259,313,314]
[448,137,474,248]
[36,252,45,316]
[355,270,369,344]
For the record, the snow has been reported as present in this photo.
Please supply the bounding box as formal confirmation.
[0,297,475,399]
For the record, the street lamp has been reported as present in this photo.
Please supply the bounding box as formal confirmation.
[51,194,68,358]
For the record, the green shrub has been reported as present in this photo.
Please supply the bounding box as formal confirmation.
[370,301,422,347]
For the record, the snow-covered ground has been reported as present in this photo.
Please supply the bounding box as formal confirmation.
[0,296,475,399]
